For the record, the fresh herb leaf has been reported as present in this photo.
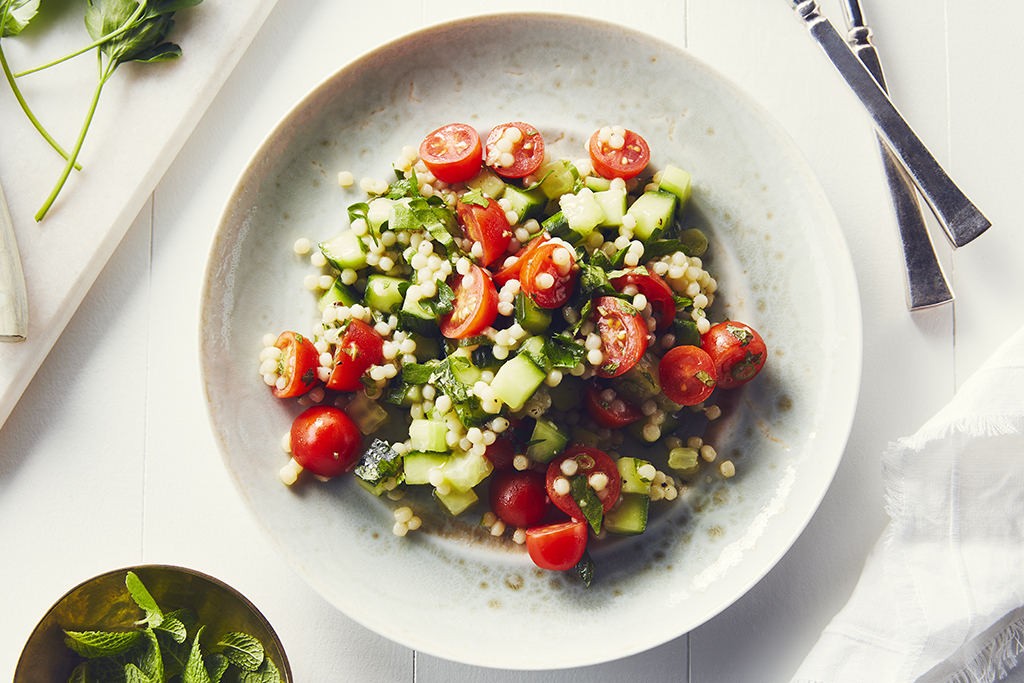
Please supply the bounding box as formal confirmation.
[133,629,164,683]
[574,551,595,588]
[127,572,164,629]
[546,333,586,369]
[641,238,689,261]
[569,475,603,535]
[459,187,490,208]
[204,653,230,683]
[577,262,615,297]
[231,656,281,683]
[182,626,210,683]
[1,0,37,37]
[354,439,402,486]
[153,615,188,644]
[385,167,421,200]
[216,632,264,671]
[64,629,141,659]
[124,662,155,683]
[67,662,93,683]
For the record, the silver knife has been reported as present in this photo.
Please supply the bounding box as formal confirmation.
[841,0,953,309]
[1,177,28,342]
[787,0,990,249]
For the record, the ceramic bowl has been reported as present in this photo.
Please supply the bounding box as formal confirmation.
[14,565,291,682]
[200,12,862,669]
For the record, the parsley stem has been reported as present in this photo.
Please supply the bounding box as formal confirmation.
[0,4,82,170]
[12,1,147,77]
[35,54,117,221]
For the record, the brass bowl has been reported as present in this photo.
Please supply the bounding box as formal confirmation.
[14,565,291,682]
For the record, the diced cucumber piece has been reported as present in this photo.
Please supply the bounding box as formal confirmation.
[538,160,577,199]
[548,375,584,412]
[408,419,448,452]
[609,352,661,406]
[526,418,570,463]
[541,211,577,243]
[319,229,367,270]
[616,457,654,495]
[441,450,493,493]
[364,274,407,314]
[403,451,449,485]
[435,486,478,516]
[345,394,391,435]
[658,164,692,209]
[559,188,606,239]
[668,447,699,471]
[571,425,601,449]
[515,292,552,334]
[466,168,506,199]
[412,333,443,361]
[594,186,627,227]
[357,476,404,497]
[628,190,677,242]
[604,493,649,536]
[366,197,395,231]
[400,286,438,336]
[490,353,545,411]
[318,278,358,311]
[502,184,546,222]
[584,176,611,192]
[449,353,483,386]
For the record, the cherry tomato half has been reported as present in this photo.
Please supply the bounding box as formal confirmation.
[483,433,516,470]
[525,520,588,572]
[701,321,767,389]
[609,266,677,331]
[419,123,483,184]
[271,331,319,398]
[326,319,384,392]
[545,446,621,519]
[583,381,644,429]
[491,233,550,288]
[439,264,499,339]
[484,122,546,179]
[591,296,648,378]
[456,196,512,267]
[659,344,717,406]
[588,127,651,180]
[290,405,363,478]
[489,469,549,528]
[520,241,578,309]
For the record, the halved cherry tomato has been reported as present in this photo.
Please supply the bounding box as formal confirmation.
[439,264,499,339]
[271,331,319,398]
[545,446,621,519]
[520,241,578,309]
[484,122,546,179]
[419,123,483,184]
[659,344,717,405]
[583,381,644,429]
[290,405,362,478]
[525,520,588,571]
[591,296,648,378]
[483,433,516,470]
[588,127,651,180]
[326,319,384,392]
[489,469,549,528]
[701,321,767,389]
[491,233,550,288]
[456,196,512,267]
[609,266,677,331]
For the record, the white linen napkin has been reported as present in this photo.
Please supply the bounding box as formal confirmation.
[792,324,1024,683]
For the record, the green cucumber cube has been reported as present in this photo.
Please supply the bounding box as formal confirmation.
[604,493,650,536]
[594,186,627,227]
[627,190,677,242]
[403,451,449,485]
[466,168,506,199]
[408,419,448,453]
[525,418,570,463]
[435,486,478,516]
[616,457,654,495]
[319,229,367,270]
[658,164,692,209]
[441,450,494,493]
[559,188,606,238]
[489,353,546,411]
[364,274,407,314]
[318,278,359,311]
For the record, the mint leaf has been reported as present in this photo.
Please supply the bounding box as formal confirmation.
[132,629,163,682]
[124,663,155,683]
[217,632,264,671]
[574,551,595,588]
[459,188,490,208]
[205,653,230,683]
[154,615,188,644]
[233,655,282,683]
[126,572,163,628]
[569,475,603,535]
[1,0,38,36]
[67,662,93,683]
[64,630,141,659]
[182,626,210,683]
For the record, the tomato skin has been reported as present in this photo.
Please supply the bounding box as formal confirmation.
[519,242,578,309]
[290,406,363,478]
[609,266,677,332]
[659,344,718,406]
[456,197,512,267]
[525,520,588,571]
[583,381,644,429]
[484,122,546,179]
[588,128,651,180]
[439,264,499,339]
[418,123,483,184]
[591,296,649,378]
[489,469,549,528]
[545,446,621,519]
[483,434,516,470]
[326,320,384,392]
[271,331,320,398]
[491,233,550,288]
[701,321,767,389]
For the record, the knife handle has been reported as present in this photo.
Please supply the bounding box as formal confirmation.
[0,183,28,343]
[794,0,990,249]
[848,26,953,309]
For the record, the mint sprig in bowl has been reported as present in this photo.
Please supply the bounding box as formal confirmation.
[14,565,291,683]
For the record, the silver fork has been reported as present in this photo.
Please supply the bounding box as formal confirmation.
[840,0,953,309]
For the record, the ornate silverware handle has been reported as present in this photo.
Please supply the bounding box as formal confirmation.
[0,178,28,343]
[790,0,990,249]
[842,2,953,309]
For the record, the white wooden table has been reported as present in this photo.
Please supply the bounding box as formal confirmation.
[3,1,1023,680]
